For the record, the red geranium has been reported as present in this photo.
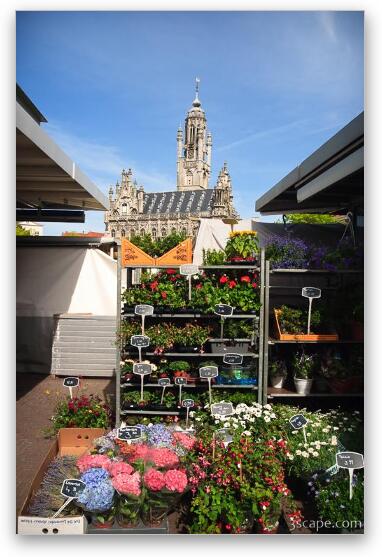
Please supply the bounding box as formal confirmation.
[219,276,229,284]
[252,282,258,288]
[150,280,159,291]
[195,283,202,289]
[241,276,251,283]
[228,280,237,288]
[161,291,168,299]
[166,269,177,275]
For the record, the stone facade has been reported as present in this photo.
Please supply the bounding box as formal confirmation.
[105,81,238,240]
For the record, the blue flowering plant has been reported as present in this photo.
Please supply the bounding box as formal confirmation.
[77,467,116,526]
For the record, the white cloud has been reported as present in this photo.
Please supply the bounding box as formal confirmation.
[44,121,173,192]
[318,12,338,43]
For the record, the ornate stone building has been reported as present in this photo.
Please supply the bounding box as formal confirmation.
[105,80,238,240]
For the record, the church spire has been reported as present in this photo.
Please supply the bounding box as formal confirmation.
[192,77,201,107]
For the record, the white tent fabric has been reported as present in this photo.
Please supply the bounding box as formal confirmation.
[193,218,256,265]
[17,246,117,373]
[17,247,116,317]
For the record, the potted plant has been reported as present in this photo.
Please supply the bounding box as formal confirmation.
[274,305,338,341]
[292,352,315,394]
[208,318,256,354]
[167,360,192,381]
[269,360,288,388]
[224,230,259,264]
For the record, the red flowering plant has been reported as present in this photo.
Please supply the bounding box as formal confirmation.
[122,269,188,310]
[184,427,291,534]
[190,270,260,313]
[44,393,112,437]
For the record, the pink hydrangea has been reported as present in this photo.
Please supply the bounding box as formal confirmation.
[144,468,166,491]
[164,469,188,493]
[129,444,151,463]
[76,454,111,473]
[112,471,141,496]
[173,432,196,451]
[150,448,179,469]
[109,461,134,477]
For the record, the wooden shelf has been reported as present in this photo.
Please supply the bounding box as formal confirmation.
[123,351,259,358]
[268,338,363,345]
[121,383,258,390]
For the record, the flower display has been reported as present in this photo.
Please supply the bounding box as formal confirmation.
[112,471,141,497]
[164,469,188,493]
[77,454,112,473]
[172,432,197,451]
[109,461,134,477]
[150,447,180,469]
[143,468,166,491]
[78,468,115,512]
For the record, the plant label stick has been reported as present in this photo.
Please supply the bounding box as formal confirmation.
[199,366,218,405]
[52,479,86,518]
[134,304,154,335]
[289,414,308,442]
[180,264,199,301]
[182,399,194,428]
[63,377,79,400]
[175,376,187,405]
[214,304,234,338]
[211,402,234,416]
[130,335,150,363]
[336,452,364,500]
[133,363,152,402]
[301,287,321,334]
[158,377,171,404]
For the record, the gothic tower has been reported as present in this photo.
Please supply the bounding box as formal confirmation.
[176,78,212,191]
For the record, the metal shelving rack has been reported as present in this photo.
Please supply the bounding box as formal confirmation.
[115,250,265,426]
[261,265,364,404]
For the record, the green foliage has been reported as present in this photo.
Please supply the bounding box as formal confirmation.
[315,471,364,528]
[130,231,187,258]
[225,230,259,259]
[269,360,288,378]
[278,305,321,335]
[224,319,256,339]
[281,214,339,224]
[16,223,31,236]
[292,352,316,379]
[202,249,226,265]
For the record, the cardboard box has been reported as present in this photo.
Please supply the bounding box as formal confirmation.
[18,428,105,535]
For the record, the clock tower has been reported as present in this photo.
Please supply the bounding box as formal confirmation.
[176,78,212,191]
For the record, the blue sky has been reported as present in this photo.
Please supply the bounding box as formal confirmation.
[16,11,364,235]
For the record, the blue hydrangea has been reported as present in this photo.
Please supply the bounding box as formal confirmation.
[81,467,109,488]
[77,478,115,512]
[146,424,173,447]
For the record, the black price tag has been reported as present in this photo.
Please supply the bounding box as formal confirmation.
[63,377,79,388]
[180,264,199,276]
[223,353,243,365]
[117,426,143,441]
[289,414,308,429]
[302,287,321,299]
[158,378,171,386]
[60,479,86,499]
[182,399,195,408]
[214,304,234,317]
[134,304,154,316]
[336,452,364,470]
[211,402,234,416]
[133,363,152,376]
[199,366,219,378]
[130,335,150,348]
[174,377,187,385]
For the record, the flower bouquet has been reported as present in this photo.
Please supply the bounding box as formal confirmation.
[76,467,116,528]
[142,468,189,526]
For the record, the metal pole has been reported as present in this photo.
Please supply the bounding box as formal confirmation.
[115,241,122,428]
[262,258,270,405]
[307,297,313,334]
[257,249,265,404]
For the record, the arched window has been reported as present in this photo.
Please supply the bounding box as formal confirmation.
[161,227,167,237]
[121,229,125,237]
[171,227,177,235]
[122,203,127,215]
[111,229,115,238]
[182,228,187,236]
[140,229,145,237]
[152,228,157,240]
